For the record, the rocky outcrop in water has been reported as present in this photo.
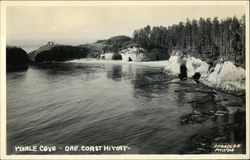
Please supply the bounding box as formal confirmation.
[6,46,29,71]
[28,45,90,63]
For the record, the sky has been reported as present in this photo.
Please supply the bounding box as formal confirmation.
[6,4,246,47]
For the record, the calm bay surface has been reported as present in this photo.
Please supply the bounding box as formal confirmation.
[7,60,245,154]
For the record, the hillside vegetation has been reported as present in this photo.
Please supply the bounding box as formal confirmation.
[134,15,245,67]
[78,35,136,58]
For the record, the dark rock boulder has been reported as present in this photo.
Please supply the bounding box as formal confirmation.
[179,64,188,80]
[28,45,90,63]
[6,46,29,71]
[192,72,201,83]
[112,53,122,60]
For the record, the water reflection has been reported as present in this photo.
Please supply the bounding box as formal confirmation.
[30,62,101,82]
[231,111,246,146]
[104,64,171,100]
[7,70,28,81]
[131,67,172,101]
[106,64,122,82]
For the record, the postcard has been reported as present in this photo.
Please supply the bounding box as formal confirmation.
[0,1,249,159]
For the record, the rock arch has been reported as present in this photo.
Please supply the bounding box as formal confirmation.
[112,53,122,60]
[128,57,133,62]
[101,55,105,59]
[156,55,160,61]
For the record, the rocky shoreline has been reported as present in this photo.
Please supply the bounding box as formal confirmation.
[6,35,246,95]
[163,51,245,94]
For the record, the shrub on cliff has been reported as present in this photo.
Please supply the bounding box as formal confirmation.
[97,35,136,52]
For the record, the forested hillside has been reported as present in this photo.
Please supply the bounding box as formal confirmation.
[133,15,245,67]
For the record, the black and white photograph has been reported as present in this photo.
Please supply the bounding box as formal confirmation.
[0,1,249,159]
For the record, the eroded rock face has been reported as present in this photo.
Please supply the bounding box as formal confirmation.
[6,46,29,71]
[205,61,245,91]
[28,45,90,63]
[99,47,169,62]
[164,51,245,92]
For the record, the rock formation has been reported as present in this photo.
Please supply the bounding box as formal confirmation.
[6,46,29,71]
[28,45,90,63]
[164,51,245,92]
[100,47,169,62]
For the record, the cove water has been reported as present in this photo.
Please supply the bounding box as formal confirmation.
[7,60,245,154]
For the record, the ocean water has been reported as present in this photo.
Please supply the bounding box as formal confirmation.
[7,60,246,154]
